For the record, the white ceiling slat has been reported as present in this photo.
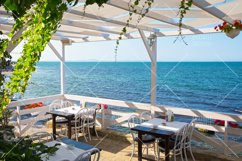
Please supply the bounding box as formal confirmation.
[65,27,218,43]
[216,0,242,19]
[152,10,213,19]
[107,0,204,34]
[61,19,121,35]
[66,9,159,33]
[192,0,235,24]
[184,18,221,28]
[58,29,110,37]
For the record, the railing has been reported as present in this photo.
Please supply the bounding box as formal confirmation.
[9,94,242,156]
[9,94,64,136]
[65,94,242,156]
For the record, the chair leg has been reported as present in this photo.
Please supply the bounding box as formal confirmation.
[130,142,135,161]
[189,145,195,161]
[82,127,88,142]
[157,144,160,161]
[87,125,92,141]
[180,149,184,161]
[174,151,176,161]
[146,145,149,156]
[75,129,79,141]
[153,143,157,160]
[184,147,188,161]
[93,125,99,138]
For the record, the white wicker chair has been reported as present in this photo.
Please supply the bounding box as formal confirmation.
[62,100,74,108]
[183,119,196,161]
[157,124,188,161]
[84,107,99,140]
[74,148,100,161]
[49,103,62,111]
[72,108,89,142]
[128,115,156,160]
[51,99,62,106]
[140,111,152,123]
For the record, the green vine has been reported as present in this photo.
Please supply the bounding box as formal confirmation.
[114,0,154,60]
[0,0,77,126]
[174,0,193,44]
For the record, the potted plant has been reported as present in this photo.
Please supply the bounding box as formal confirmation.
[215,20,242,39]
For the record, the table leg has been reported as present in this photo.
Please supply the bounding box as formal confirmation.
[138,132,142,161]
[52,115,56,140]
[67,117,72,139]
[165,136,170,161]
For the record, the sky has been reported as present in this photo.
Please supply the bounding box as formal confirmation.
[12,32,242,62]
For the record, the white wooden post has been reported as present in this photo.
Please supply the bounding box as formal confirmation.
[101,104,106,129]
[60,42,65,95]
[16,106,21,136]
[138,30,157,117]
[150,35,157,107]
[224,120,228,155]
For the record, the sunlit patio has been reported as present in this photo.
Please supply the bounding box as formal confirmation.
[21,116,240,161]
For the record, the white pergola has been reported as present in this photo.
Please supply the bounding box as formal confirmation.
[1,0,242,115]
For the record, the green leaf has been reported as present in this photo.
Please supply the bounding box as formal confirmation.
[4,0,18,11]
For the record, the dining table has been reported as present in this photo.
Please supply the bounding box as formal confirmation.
[131,118,188,161]
[42,138,101,161]
[46,106,96,140]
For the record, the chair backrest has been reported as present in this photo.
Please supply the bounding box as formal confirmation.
[49,103,62,111]
[51,99,62,105]
[86,107,97,123]
[74,148,100,161]
[62,100,74,108]
[30,132,54,143]
[173,119,196,153]
[74,108,88,127]
[173,124,188,152]
[127,115,140,140]
[140,111,152,123]
[186,118,197,142]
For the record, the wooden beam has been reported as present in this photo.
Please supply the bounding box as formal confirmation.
[48,42,63,61]
[61,19,121,35]
[58,29,110,37]
[107,0,203,34]
[66,9,159,33]
[6,28,24,53]
[138,29,153,62]
[192,0,234,24]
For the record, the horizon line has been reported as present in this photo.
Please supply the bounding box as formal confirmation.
[37,61,242,63]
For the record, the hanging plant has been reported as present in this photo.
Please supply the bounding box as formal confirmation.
[175,0,193,44]
[215,20,242,39]
[114,0,154,60]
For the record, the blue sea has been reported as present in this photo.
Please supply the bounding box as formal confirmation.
[23,62,242,115]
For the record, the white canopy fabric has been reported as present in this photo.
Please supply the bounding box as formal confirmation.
[0,0,242,43]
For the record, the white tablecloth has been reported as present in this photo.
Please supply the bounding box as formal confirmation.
[56,106,96,115]
[141,118,188,133]
[42,141,85,161]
